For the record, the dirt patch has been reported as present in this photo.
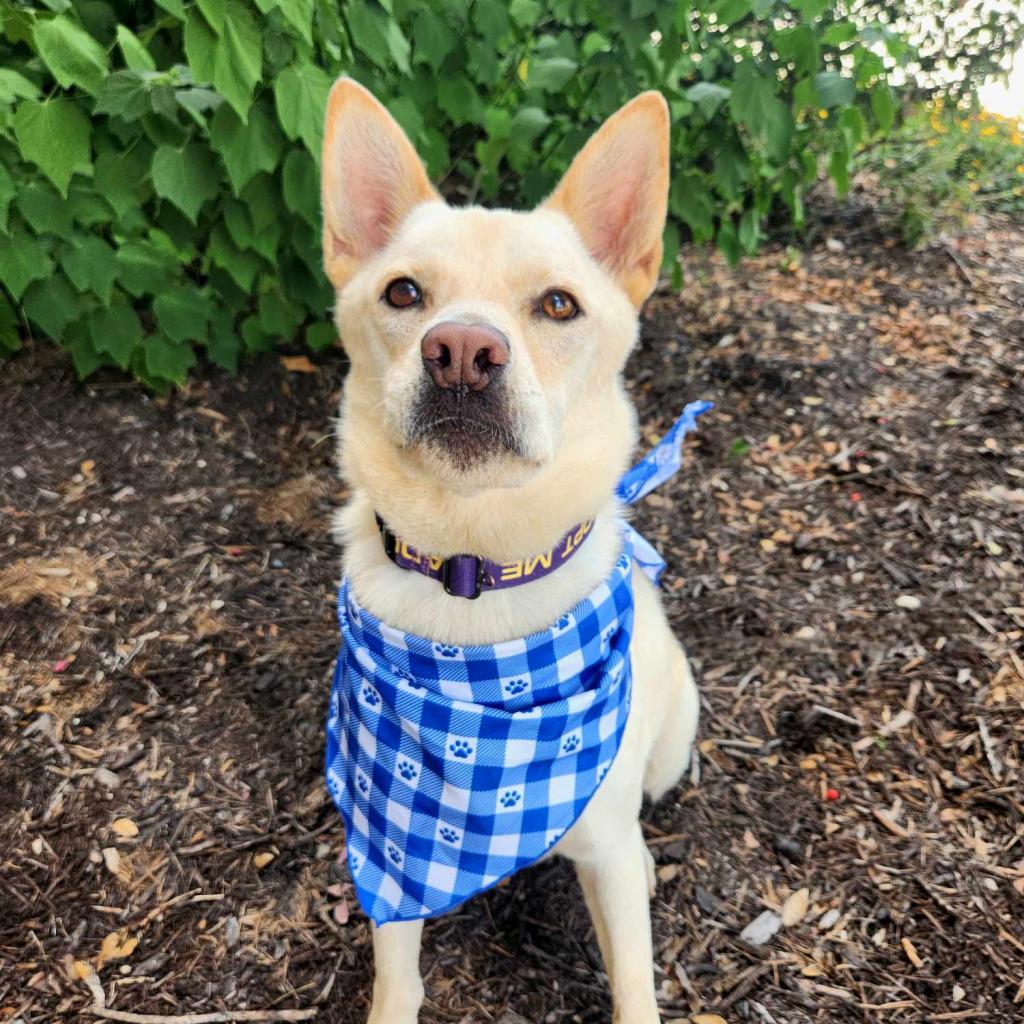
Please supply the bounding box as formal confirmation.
[1,214,1022,1023]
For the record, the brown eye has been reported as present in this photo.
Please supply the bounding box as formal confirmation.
[384,277,422,309]
[539,289,579,321]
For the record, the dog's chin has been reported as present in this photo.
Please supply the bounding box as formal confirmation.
[403,387,546,490]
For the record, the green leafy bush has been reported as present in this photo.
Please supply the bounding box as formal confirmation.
[860,100,1024,246]
[0,0,903,387]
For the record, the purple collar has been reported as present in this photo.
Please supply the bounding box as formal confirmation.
[375,515,595,599]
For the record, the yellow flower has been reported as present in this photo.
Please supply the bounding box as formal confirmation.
[1016,164,1024,175]
[981,125,998,137]
[818,108,828,119]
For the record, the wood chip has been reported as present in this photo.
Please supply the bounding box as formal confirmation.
[782,887,810,926]
[110,817,139,838]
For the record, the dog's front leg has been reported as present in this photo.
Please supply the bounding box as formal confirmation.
[575,822,661,1024]
[367,919,425,1024]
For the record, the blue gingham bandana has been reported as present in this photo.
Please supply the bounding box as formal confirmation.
[326,401,712,924]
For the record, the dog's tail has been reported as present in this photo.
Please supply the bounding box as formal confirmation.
[642,642,699,803]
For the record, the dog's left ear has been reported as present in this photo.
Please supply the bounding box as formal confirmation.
[544,92,670,307]
[321,77,440,289]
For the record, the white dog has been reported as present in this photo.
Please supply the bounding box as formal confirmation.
[321,78,701,1024]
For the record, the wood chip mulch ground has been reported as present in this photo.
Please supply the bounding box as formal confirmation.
[2,210,1022,1024]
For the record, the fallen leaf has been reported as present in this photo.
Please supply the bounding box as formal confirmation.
[110,817,138,838]
[280,355,318,374]
[101,847,120,875]
[782,887,810,927]
[902,936,924,968]
[253,851,275,869]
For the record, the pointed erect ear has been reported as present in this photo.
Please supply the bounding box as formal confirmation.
[321,77,440,289]
[544,92,670,307]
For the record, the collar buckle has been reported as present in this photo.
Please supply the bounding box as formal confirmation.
[442,555,486,600]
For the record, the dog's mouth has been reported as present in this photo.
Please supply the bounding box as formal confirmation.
[406,382,526,470]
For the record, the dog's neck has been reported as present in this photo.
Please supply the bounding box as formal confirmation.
[336,388,637,645]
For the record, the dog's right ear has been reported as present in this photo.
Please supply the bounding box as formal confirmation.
[321,77,439,289]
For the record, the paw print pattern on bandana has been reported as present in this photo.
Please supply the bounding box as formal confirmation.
[348,848,365,875]
[499,789,521,808]
[553,612,574,634]
[561,730,582,755]
[448,739,474,759]
[391,664,423,689]
[386,841,403,866]
[397,759,418,782]
[504,678,529,696]
[438,825,461,844]
[362,683,381,708]
[355,769,370,795]
[434,643,460,658]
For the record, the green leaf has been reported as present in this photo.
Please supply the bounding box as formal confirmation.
[116,24,155,70]
[95,70,152,120]
[64,319,106,378]
[152,143,221,222]
[22,273,86,341]
[213,1,262,120]
[413,8,456,73]
[87,299,143,369]
[205,308,241,371]
[61,235,118,302]
[116,238,178,297]
[729,62,792,162]
[33,14,108,96]
[474,0,510,42]
[0,296,20,355]
[274,62,332,154]
[211,102,284,194]
[282,149,319,226]
[16,181,74,236]
[671,171,714,242]
[0,68,41,103]
[145,334,198,384]
[685,81,731,119]
[821,21,857,45]
[208,223,263,290]
[716,217,741,264]
[258,285,303,337]
[275,0,314,44]
[94,147,151,218]
[738,207,760,254]
[153,285,213,344]
[870,83,896,132]
[509,0,541,27]
[437,77,484,124]
[0,229,53,301]
[814,71,855,109]
[829,143,850,194]
[305,321,336,351]
[197,0,226,33]
[509,106,550,149]
[526,56,578,93]
[184,9,216,82]
[156,0,187,19]
[0,165,16,233]
[14,100,91,197]
[348,3,407,71]
[773,25,818,76]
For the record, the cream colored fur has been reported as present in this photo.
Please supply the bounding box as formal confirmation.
[322,78,700,1024]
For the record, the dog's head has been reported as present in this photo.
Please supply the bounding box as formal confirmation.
[322,79,669,496]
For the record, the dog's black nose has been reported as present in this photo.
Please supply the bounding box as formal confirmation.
[421,322,509,391]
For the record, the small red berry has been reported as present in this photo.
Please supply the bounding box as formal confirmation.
[850,492,862,502]
[825,788,840,801]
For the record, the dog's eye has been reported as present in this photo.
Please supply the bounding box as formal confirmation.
[384,278,423,309]
[539,289,579,321]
